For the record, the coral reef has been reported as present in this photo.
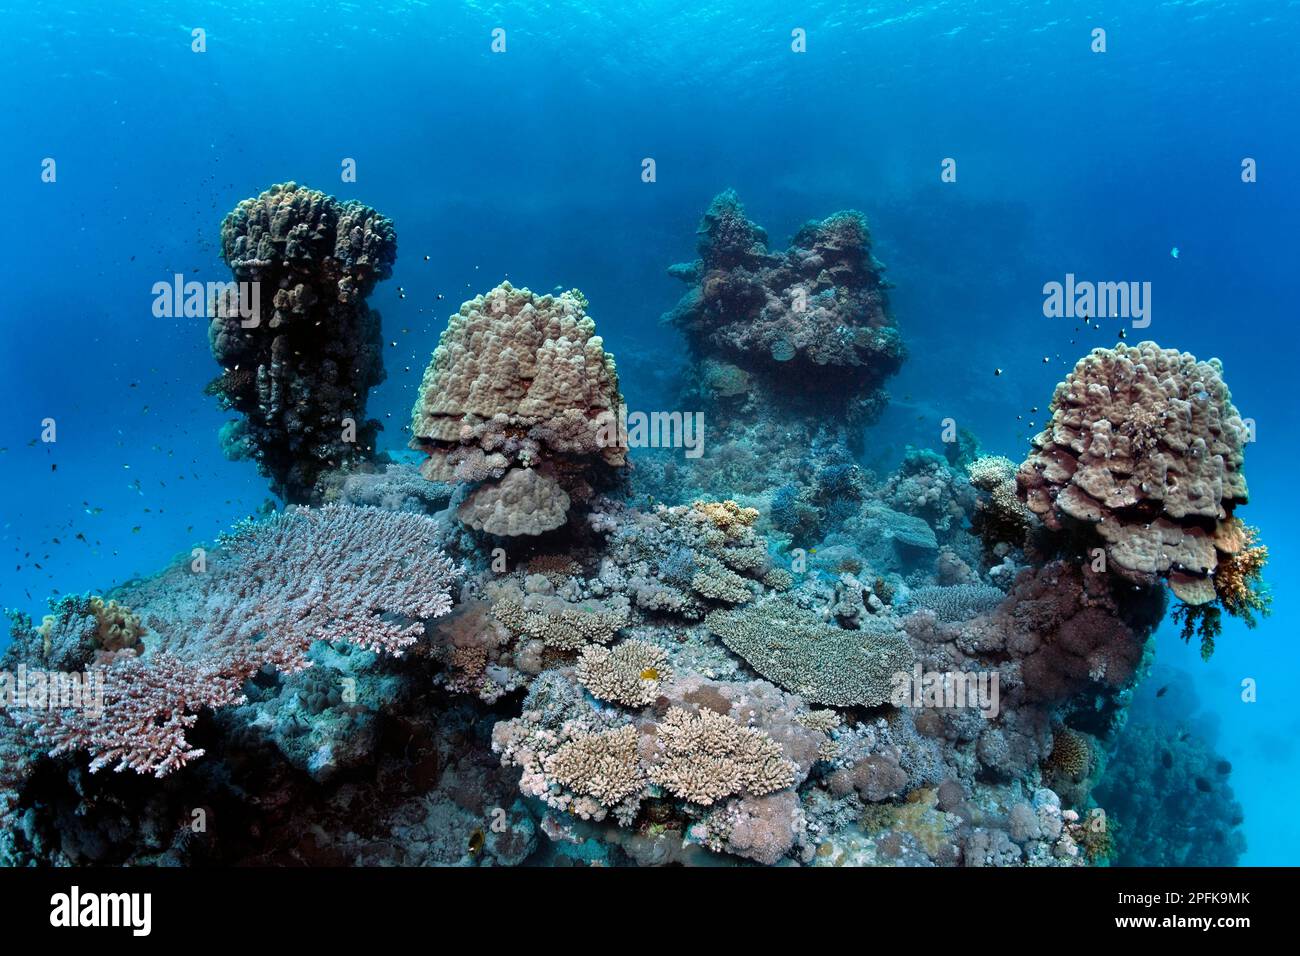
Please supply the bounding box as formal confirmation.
[2,193,1261,872]
[208,183,397,502]
[1093,722,1245,866]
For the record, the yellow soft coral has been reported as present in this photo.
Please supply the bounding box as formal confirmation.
[1214,525,1271,625]
[691,500,759,539]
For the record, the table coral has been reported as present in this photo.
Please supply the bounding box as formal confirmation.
[706,597,914,707]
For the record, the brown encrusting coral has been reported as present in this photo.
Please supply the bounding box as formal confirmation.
[208,182,397,502]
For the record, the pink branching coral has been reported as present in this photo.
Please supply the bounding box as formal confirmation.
[15,505,458,777]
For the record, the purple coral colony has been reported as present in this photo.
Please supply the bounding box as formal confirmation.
[1,184,1264,869]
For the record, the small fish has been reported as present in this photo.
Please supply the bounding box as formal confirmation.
[1161,750,1173,769]
[1170,246,1180,259]
[1194,777,1211,793]
[1155,685,1168,698]
[994,368,1002,376]
[468,828,485,855]
[1117,329,1127,339]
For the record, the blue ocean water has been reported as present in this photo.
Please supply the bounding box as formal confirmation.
[1,0,1296,864]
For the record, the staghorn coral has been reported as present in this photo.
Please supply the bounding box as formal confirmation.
[706,596,914,707]
[1017,342,1251,604]
[14,505,457,777]
[575,640,672,707]
[209,182,396,502]
[410,282,625,535]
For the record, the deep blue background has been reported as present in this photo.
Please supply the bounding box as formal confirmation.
[2,0,1296,863]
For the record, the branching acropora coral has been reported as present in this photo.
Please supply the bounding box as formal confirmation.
[575,640,672,707]
[15,505,457,776]
[646,707,796,806]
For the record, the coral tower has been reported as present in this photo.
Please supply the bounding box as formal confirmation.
[409,282,625,536]
[207,182,397,503]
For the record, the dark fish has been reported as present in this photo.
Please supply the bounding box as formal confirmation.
[1155,685,1168,697]
[1216,760,1232,775]
[1194,777,1212,793]
[1161,750,1173,769]
[468,828,485,855]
